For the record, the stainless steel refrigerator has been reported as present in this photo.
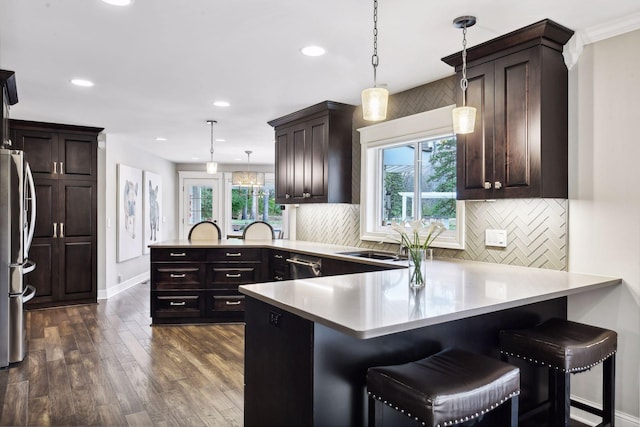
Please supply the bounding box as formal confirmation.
[1,148,36,368]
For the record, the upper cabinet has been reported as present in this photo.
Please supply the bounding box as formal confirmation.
[442,19,574,200]
[268,101,355,204]
[11,120,100,180]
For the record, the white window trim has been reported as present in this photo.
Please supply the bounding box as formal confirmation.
[358,105,465,250]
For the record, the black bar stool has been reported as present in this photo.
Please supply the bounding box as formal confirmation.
[500,318,617,426]
[367,348,520,426]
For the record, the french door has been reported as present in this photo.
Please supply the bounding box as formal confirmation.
[181,177,221,239]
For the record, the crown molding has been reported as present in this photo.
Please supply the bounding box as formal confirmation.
[580,11,640,44]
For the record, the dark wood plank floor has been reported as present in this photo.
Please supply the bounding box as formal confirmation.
[0,281,244,426]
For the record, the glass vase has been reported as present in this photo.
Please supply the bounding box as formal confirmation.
[407,249,427,289]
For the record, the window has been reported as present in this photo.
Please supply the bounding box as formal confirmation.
[359,105,465,249]
[225,174,283,237]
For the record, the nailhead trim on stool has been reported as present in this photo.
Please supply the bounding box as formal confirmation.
[367,390,521,427]
[500,349,617,372]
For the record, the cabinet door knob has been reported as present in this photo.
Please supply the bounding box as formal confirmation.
[494,181,503,190]
[484,182,492,190]
[285,193,290,199]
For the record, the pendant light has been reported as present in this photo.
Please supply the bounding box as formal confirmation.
[451,16,477,134]
[232,150,265,187]
[206,120,218,174]
[361,0,388,121]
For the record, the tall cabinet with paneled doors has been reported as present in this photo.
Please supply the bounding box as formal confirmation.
[11,120,102,308]
[442,19,573,200]
[268,101,355,204]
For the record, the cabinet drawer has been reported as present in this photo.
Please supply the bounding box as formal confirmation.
[207,248,262,262]
[208,294,245,312]
[152,264,203,290]
[211,267,257,287]
[152,248,206,262]
[153,292,203,319]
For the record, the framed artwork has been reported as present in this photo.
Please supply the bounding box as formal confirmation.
[117,164,143,262]
[143,170,162,253]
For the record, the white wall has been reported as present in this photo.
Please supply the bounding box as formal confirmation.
[99,134,177,298]
[568,29,640,421]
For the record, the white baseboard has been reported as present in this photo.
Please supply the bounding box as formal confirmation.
[571,395,639,427]
[98,272,149,300]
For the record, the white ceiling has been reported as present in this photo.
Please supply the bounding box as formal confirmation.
[1,1,639,167]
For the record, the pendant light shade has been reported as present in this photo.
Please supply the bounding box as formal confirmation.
[452,15,477,135]
[206,120,218,174]
[451,105,476,134]
[362,87,389,121]
[362,0,388,121]
[232,151,265,187]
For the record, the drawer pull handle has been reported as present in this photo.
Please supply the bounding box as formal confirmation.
[225,300,242,306]
[170,273,186,278]
[169,301,186,306]
[170,252,187,257]
[225,273,242,278]
[274,254,284,259]
[225,252,242,257]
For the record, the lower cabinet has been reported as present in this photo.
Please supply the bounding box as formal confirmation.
[150,247,401,325]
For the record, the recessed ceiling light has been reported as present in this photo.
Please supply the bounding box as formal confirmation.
[213,100,230,107]
[155,137,167,141]
[101,0,132,6]
[70,78,94,87]
[215,138,225,142]
[191,157,200,160]
[301,45,326,57]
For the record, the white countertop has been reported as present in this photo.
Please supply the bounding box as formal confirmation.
[239,257,621,339]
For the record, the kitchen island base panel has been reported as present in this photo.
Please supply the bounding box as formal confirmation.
[244,296,567,427]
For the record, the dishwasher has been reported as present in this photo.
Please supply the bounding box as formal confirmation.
[287,254,322,279]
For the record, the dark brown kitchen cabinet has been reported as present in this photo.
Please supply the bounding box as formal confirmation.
[11,120,102,308]
[269,101,355,204]
[442,19,574,200]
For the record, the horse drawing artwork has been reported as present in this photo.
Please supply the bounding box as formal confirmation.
[149,181,160,241]
[123,179,138,239]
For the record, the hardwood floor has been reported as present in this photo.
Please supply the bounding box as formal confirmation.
[0,282,244,426]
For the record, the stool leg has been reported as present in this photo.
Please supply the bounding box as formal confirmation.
[368,395,377,427]
[509,394,519,427]
[550,370,571,426]
[603,355,615,426]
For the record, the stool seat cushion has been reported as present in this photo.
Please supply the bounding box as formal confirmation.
[500,318,617,372]
[367,348,520,426]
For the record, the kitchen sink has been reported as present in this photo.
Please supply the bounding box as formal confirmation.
[338,250,406,261]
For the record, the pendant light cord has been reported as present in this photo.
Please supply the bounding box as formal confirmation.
[209,120,216,162]
[371,0,379,87]
[460,23,468,107]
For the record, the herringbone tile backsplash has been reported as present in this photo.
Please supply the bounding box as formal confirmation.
[296,199,567,271]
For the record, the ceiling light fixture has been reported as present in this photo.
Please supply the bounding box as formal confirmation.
[232,151,265,187]
[101,0,132,6]
[451,15,477,134]
[70,78,94,87]
[301,45,326,57]
[213,100,230,107]
[155,137,167,141]
[361,0,388,121]
[206,120,218,174]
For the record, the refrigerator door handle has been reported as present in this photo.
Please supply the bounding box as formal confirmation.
[25,162,36,258]
[23,259,36,275]
[22,285,36,303]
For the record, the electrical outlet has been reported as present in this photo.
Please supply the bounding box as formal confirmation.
[485,229,507,247]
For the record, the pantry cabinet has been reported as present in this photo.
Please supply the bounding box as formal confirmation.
[269,101,355,204]
[10,120,102,307]
[442,19,574,200]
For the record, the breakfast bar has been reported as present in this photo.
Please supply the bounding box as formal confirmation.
[239,259,620,426]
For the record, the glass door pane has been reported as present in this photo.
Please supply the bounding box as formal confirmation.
[184,178,219,233]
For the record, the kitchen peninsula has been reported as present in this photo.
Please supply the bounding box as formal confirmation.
[238,254,620,426]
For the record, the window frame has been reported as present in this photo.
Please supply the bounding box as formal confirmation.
[358,105,465,250]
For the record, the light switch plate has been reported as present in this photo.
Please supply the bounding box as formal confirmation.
[485,229,507,247]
